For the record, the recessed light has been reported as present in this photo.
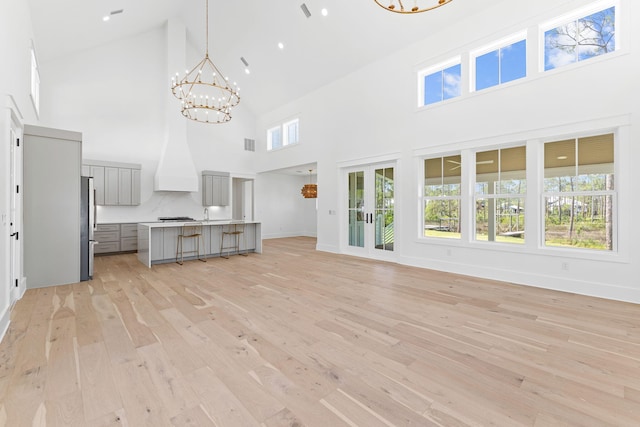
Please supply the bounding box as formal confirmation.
[321,8,328,16]
[102,16,110,22]
[557,155,568,160]
[245,68,250,75]
[278,42,284,50]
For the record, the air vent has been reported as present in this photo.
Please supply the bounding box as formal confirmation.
[110,9,124,15]
[240,57,249,67]
[300,3,311,18]
[244,138,255,152]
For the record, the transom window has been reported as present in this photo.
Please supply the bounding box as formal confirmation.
[543,133,615,251]
[30,42,40,116]
[423,155,462,239]
[267,118,300,151]
[473,35,527,91]
[543,3,616,71]
[419,58,461,107]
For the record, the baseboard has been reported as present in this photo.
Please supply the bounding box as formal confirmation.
[0,304,10,345]
[316,243,340,254]
[398,254,640,304]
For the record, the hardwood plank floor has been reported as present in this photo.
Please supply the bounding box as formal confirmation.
[1,237,639,426]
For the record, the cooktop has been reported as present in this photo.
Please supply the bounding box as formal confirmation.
[158,216,195,222]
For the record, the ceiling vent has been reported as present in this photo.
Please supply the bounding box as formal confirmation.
[300,3,311,18]
[244,138,255,152]
[110,9,124,16]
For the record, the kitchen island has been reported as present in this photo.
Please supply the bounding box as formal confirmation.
[137,220,262,268]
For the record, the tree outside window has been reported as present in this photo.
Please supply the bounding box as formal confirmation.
[423,155,462,239]
[543,134,614,250]
[544,6,615,71]
[475,146,526,244]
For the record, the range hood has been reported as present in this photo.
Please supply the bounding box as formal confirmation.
[154,132,198,192]
[154,18,199,192]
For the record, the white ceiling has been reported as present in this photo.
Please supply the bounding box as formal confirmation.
[27,0,486,116]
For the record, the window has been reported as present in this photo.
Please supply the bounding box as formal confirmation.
[267,126,282,150]
[419,58,461,107]
[423,155,462,239]
[267,118,299,151]
[475,146,526,244]
[543,134,614,251]
[473,36,527,91]
[283,118,299,146]
[544,4,616,71]
[30,43,40,116]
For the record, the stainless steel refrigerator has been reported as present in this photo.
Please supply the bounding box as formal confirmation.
[80,176,97,281]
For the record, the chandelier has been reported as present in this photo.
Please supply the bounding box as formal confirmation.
[301,170,317,199]
[374,0,453,14]
[171,0,240,124]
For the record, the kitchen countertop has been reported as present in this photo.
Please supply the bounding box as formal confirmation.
[137,220,260,228]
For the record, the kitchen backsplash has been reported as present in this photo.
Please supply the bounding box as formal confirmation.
[96,191,231,223]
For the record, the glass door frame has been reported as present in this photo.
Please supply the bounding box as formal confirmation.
[342,162,397,262]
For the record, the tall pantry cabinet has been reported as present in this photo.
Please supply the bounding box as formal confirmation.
[23,125,82,288]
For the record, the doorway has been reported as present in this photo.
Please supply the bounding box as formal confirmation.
[344,163,396,260]
[232,178,254,221]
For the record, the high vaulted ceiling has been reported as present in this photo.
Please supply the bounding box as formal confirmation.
[27,0,488,115]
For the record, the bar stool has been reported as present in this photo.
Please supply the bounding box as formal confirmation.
[176,222,206,265]
[220,221,248,259]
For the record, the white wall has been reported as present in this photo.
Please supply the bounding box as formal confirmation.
[256,173,317,239]
[0,0,40,340]
[254,0,640,303]
[39,25,258,224]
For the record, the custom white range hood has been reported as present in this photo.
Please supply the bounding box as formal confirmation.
[154,18,198,192]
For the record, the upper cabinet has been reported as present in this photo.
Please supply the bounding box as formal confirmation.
[83,160,141,206]
[202,171,230,206]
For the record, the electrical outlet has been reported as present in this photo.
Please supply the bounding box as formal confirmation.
[561,262,569,271]
[446,249,452,256]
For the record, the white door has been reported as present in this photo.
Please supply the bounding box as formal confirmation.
[9,120,23,303]
[345,164,396,260]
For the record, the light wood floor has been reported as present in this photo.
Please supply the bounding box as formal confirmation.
[1,237,639,426]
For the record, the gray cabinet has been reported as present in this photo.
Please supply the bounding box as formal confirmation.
[83,160,141,206]
[104,167,119,205]
[202,171,230,206]
[132,169,141,205]
[150,229,164,260]
[95,223,139,254]
[121,223,138,251]
[118,168,132,205]
[91,165,106,205]
[95,224,120,254]
[24,125,82,288]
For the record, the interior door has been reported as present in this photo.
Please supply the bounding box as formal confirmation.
[345,164,395,260]
[9,121,23,302]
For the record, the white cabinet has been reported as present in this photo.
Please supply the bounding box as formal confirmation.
[202,171,230,206]
[83,160,141,206]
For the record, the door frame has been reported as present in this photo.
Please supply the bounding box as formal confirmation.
[340,159,398,262]
[6,97,25,306]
